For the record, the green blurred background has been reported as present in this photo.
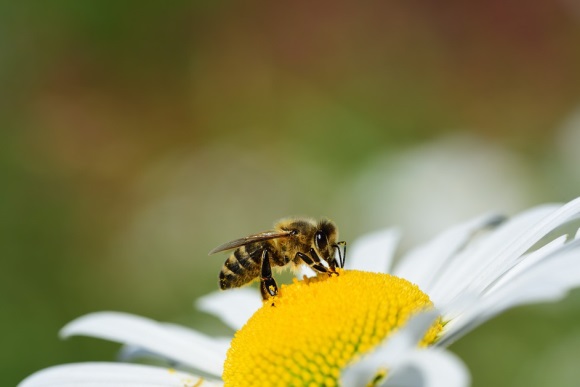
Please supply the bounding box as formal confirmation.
[3,1,580,386]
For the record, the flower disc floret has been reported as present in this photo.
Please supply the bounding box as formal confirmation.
[223,269,442,386]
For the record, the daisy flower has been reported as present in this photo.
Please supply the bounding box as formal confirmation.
[19,198,580,387]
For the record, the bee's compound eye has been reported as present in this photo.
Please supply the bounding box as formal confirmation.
[315,231,328,250]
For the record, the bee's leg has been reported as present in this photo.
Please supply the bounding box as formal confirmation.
[260,249,278,300]
[296,251,329,274]
[310,248,338,275]
[327,252,339,271]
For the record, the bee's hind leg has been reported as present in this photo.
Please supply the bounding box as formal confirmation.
[260,249,278,301]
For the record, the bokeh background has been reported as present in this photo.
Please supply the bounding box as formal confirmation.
[3,2,580,386]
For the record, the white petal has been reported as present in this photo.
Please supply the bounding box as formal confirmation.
[394,213,504,292]
[164,323,231,354]
[484,235,567,294]
[60,312,225,376]
[18,362,222,387]
[463,199,580,298]
[118,324,231,364]
[346,228,400,273]
[296,265,317,278]
[341,311,440,386]
[427,204,561,306]
[483,241,580,315]
[196,288,262,330]
[342,311,469,387]
[440,235,568,323]
[383,349,470,387]
[441,240,580,345]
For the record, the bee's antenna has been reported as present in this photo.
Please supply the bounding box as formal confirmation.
[333,241,347,268]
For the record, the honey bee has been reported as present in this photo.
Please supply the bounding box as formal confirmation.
[209,218,346,300]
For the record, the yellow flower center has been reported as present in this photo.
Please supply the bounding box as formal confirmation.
[223,269,442,387]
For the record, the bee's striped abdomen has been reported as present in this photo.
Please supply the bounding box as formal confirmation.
[219,245,261,290]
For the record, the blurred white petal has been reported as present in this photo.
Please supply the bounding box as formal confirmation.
[18,362,222,387]
[394,213,504,292]
[196,288,262,330]
[342,311,469,387]
[60,312,225,376]
[296,264,317,278]
[337,135,534,247]
[383,349,470,387]
[341,311,435,386]
[345,228,400,273]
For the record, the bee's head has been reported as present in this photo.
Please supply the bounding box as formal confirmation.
[313,219,340,267]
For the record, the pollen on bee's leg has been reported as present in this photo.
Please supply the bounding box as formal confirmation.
[267,287,278,307]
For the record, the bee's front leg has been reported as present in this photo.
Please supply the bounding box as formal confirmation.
[260,249,278,301]
[328,241,347,269]
[309,248,339,276]
[296,251,330,274]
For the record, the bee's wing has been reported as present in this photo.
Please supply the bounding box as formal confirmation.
[208,230,292,255]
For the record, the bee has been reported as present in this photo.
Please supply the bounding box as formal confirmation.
[209,218,346,300]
